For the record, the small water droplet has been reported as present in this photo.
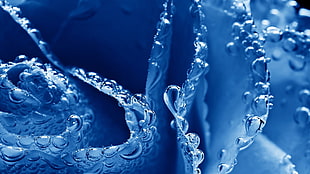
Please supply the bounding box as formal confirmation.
[61,153,75,166]
[217,149,227,160]
[283,38,297,52]
[67,115,83,132]
[226,42,238,56]
[52,136,68,149]
[1,146,25,162]
[298,89,310,105]
[252,95,269,116]
[235,137,254,150]
[289,57,306,71]
[218,163,234,174]
[265,26,283,42]
[245,116,265,137]
[294,107,310,127]
[18,136,33,147]
[9,88,29,104]
[87,148,103,161]
[34,136,51,148]
[245,46,255,58]
[176,116,189,132]
[73,149,87,162]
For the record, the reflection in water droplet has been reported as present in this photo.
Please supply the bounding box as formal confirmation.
[294,107,310,127]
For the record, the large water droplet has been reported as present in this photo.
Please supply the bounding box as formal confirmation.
[163,85,181,116]
[120,142,143,160]
[1,146,25,162]
[294,107,310,127]
[245,116,265,137]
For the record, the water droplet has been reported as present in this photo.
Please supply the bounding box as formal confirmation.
[294,107,310,127]
[61,153,75,166]
[242,91,252,104]
[120,142,143,160]
[163,85,181,116]
[28,29,43,43]
[52,136,68,149]
[265,26,282,42]
[185,133,200,148]
[218,163,234,174]
[245,116,265,137]
[232,22,242,36]
[1,146,25,162]
[34,136,51,148]
[73,149,87,162]
[192,149,204,166]
[67,115,83,132]
[176,116,189,132]
[194,168,201,174]
[103,146,119,158]
[14,55,28,62]
[289,57,306,71]
[1,134,17,145]
[283,38,297,52]
[9,88,29,104]
[271,48,283,61]
[252,95,269,116]
[217,149,227,160]
[87,148,103,161]
[298,89,310,105]
[18,136,34,147]
[252,57,267,82]
[245,46,255,58]
[226,42,238,56]
[236,137,254,150]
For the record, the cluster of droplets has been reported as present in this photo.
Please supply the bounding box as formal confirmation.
[163,0,208,173]
[215,1,274,173]
[0,0,162,172]
[0,58,94,173]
